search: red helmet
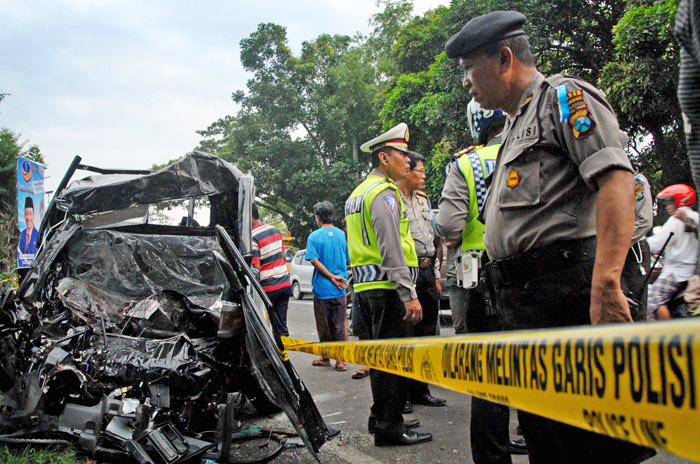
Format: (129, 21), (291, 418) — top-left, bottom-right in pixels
(657, 184), (696, 207)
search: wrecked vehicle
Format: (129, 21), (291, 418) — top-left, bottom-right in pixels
(0, 152), (330, 462)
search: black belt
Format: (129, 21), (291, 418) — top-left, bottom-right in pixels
(484, 237), (597, 286)
(418, 256), (435, 269)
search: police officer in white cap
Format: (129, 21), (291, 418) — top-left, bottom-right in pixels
(445, 10), (655, 463)
(345, 123), (432, 446)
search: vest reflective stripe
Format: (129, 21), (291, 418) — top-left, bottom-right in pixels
(456, 144), (500, 251)
(360, 180), (387, 246)
(345, 175), (418, 293)
(467, 151), (488, 212)
(353, 264), (387, 283)
(353, 264), (419, 284)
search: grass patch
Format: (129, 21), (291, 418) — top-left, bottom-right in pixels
(0, 444), (92, 464)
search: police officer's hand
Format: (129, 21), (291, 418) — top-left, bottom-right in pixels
(590, 286), (633, 324)
(403, 298), (422, 323)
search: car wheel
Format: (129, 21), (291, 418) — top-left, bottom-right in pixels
(243, 358), (282, 416)
(292, 282), (303, 300)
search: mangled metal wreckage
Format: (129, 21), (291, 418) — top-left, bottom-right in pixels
(0, 152), (330, 462)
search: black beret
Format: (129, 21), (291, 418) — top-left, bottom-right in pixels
(407, 151), (425, 162)
(445, 11), (527, 59)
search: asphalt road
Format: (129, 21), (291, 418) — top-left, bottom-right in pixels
(244, 297), (695, 464)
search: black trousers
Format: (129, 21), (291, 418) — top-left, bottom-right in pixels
(621, 240), (651, 322)
(460, 283), (513, 464)
(266, 286), (292, 336)
(408, 266), (440, 400)
(357, 289), (411, 436)
(489, 258), (656, 464)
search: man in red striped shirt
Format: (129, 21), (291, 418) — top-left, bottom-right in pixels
(252, 204), (292, 336)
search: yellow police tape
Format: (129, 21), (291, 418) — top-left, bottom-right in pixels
(282, 319), (700, 462)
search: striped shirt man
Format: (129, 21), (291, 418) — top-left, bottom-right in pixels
(252, 223), (291, 292)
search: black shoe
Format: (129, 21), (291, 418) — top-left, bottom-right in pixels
(368, 417), (420, 434)
(510, 438), (528, 455)
(375, 430), (433, 447)
(403, 403), (413, 414)
(410, 394), (446, 407)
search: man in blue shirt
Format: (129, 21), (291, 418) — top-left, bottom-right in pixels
(305, 201), (350, 371)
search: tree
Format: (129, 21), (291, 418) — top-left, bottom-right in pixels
(601, 0), (689, 191)
(198, 1), (417, 241)
(380, 0), (688, 202)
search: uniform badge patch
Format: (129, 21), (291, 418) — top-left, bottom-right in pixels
(506, 169), (520, 188)
(418, 197), (424, 206)
(564, 89), (597, 139)
(572, 114), (596, 138)
(635, 181), (645, 201)
(384, 195), (396, 211)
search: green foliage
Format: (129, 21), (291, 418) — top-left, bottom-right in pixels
(200, 0), (690, 238)
(601, 0), (689, 189)
(381, 0), (689, 200)
(0, 445), (89, 464)
(198, 1), (418, 240)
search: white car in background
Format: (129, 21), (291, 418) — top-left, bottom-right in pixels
(290, 249), (314, 299)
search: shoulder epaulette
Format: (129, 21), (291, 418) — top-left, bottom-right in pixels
(452, 146), (476, 158)
(415, 190), (429, 198)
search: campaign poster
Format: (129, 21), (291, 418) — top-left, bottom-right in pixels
(17, 157), (45, 268)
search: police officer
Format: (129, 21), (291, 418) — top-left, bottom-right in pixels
(445, 11), (655, 463)
(437, 99), (502, 337)
(396, 151), (446, 408)
(621, 173), (653, 320)
(437, 99), (523, 464)
(345, 123), (432, 447)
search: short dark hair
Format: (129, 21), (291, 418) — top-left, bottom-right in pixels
(252, 203), (259, 220)
(371, 147), (404, 168)
(313, 201), (335, 224)
(371, 148), (385, 168)
(483, 35), (535, 66)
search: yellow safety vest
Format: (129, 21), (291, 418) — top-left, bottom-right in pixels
(453, 144), (500, 251)
(345, 174), (418, 293)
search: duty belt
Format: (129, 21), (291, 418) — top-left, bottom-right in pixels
(353, 264), (419, 284)
(483, 237), (597, 286)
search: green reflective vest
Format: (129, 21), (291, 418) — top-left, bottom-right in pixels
(453, 144), (500, 251)
(345, 174), (418, 293)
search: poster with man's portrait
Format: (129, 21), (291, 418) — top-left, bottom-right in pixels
(17, 157), (45, 268)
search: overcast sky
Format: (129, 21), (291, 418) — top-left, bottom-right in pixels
(1, 0), (447, 197)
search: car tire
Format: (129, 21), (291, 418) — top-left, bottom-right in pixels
(243, 355), (282, 416)
(292, 282), (303, 300)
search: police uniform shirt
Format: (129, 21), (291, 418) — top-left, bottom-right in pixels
(632, 174), (653, 244)
(368, 170), (419, 302)
(400, 190), (435, 258)
(482, 72), (634, 260)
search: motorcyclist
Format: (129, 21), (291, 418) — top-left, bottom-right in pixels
(647, 184), (699, 319)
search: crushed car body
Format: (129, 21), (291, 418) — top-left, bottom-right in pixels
(0, 152), (329, 463)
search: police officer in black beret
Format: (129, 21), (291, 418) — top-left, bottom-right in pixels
(445, 11), (655, 464)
